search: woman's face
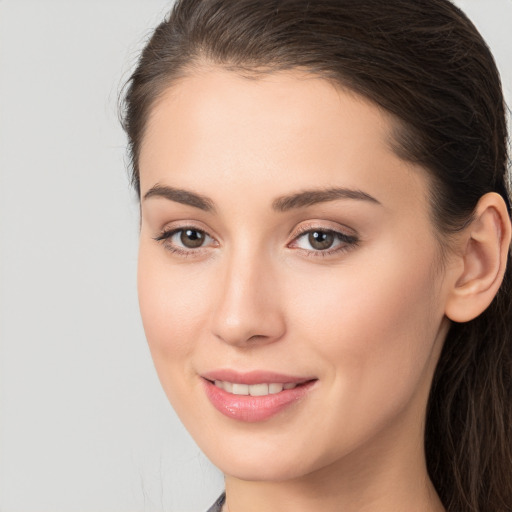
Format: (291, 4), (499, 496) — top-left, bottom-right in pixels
(138, 68), (452, 481)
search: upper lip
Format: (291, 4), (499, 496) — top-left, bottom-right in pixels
(201, 369), (316, 385)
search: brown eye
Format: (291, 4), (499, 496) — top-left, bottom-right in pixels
(180, 229), (206, 248)
(154, 227), (215, 254)
(290, 227), (359, 257)
(308, 230), (335, 250)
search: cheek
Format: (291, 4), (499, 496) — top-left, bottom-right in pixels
(288, 241), (442, 414)
(137, 245), (209, 373)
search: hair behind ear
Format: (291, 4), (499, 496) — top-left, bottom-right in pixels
(426, 249), (512, 511)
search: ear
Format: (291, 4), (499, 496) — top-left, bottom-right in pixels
(445, 192), (511, 323)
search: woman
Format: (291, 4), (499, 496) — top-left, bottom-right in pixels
(121, 0), (512, 510)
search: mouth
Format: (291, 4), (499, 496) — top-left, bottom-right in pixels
(201, 371), (317, 422)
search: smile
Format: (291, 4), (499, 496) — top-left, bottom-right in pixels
(202, 372), (317, 422)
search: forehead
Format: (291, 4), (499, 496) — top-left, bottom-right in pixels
(141, 68), (391, 168)
(139, 67), (430, 218)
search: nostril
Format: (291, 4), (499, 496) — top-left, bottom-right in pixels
(247, 334), (268, 342)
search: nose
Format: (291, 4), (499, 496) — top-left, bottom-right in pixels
(210, 248), (286, 347)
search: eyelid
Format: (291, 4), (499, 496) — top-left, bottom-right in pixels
(154, 226), (215, 244)
(292, 219), (360, 245)
(290, 220), (358, 240)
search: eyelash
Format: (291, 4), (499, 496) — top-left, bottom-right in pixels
(290, 225), (359, 258)
(153, 225), (359, 259)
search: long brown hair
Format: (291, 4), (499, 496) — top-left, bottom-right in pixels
(121, 1), (512, 510)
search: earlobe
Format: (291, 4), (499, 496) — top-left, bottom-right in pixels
(445, 192), (512, 323)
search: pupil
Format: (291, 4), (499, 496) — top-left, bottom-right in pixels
(181, 229), (204, 248)
(309, 231), (334, 250)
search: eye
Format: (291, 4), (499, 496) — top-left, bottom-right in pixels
(290, 227), (358, 256)
(303, 230), (336, 250)
(154, 226), (216, 255)
(176, 228), (208, 248)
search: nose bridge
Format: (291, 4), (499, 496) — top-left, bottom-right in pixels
(211, 239), (285, 346)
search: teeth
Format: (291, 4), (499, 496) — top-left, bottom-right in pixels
(249, 383), (268, 396)
(213, 380), (299, 396)
(232, 383), (249, 395)
(269, 383), (284, 394)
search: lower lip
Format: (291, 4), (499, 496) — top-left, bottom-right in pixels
(202, 379), (316, 422)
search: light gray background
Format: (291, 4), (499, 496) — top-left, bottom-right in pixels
(0, 1), (510, 511)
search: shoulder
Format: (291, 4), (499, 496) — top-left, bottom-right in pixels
(206, 492), (226, 512)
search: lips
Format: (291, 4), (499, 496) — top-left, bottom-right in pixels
(201, 370), (317, 422)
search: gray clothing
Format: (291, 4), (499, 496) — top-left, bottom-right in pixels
(206, 493), (226, 512)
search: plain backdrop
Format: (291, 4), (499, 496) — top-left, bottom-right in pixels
(0, 1), (510, 511)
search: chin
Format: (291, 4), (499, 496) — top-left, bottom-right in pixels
(203, 441), (328, 483)
(218, 459), (307, 482)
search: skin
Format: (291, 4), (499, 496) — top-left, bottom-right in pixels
(137, 67), (510, 512)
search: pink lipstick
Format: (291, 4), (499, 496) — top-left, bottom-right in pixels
(201, 370), (317, 422)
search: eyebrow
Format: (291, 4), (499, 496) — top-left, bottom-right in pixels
(143, 184), (216, 212)
(272, 187), (381, 211)
(143, 184), (381, 212)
